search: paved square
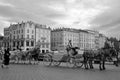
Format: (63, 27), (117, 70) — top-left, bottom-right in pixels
(0, 62), (120, 80)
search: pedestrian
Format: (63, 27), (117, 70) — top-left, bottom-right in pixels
(1, 48), (11, 68)
(83, 50), (89, 69)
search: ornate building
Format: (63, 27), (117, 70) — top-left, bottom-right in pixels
(79, 30), (96, 50)
(4, 21), (51, 53)
(3, 21), (106, 52)
(51, 28), (106, 51)
(51, 28), (79, 51)
(35, 24), (51, 53)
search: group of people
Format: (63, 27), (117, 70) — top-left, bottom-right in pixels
(1, 48), (10, 68)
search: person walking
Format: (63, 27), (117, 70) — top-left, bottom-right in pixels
(1, 48), (10, 68)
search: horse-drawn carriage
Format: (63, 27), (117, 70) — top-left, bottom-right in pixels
(10, 47), (40, 64)
(43, 48), (119, 70)
(43, 50), (84, 68)
(42, 40), (119, 70)
(43, 40), (85, 68)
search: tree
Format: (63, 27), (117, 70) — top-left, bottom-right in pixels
(104, 40), (111, 49)
(109, 37), (120, 51)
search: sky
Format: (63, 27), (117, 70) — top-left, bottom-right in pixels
(0, 0), (120, 38)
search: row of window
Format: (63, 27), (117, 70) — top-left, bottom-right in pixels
(79, 39), (95, 42)
(80, 44), (95, 48)
(13, 35), (24, 39)
(12, 35), (34, 39)
(40, 44), (49, 48)
(52, 38), (79, 41)
(13, 29), (34, 35)
(26, 49), (49, 53)
(26, 41), (34, 46)
(27, 29), (34, 34)
(52, 33), (79, 37)
(4, 41), (50, 48)
(52, 43), (78, 47)
(4, 32), (9, 36)
(27, 35), (34, 39)
(12, 41), (34, 47)
(4, 42), (9, 47)
(13, 29), (24, 34)
(13, 41), (24, 47)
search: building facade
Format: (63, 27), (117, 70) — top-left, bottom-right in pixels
(4, 21), (35, 50)
(35, 24), (51, 53)
(4, 21), (106, 52)
(79, 30), (96, 50)
(51, 28), (79, 51)
(4, 27), (10, 49)
(51, 28), (106, 51)
(0, 35), (4, 50)
(4, 21), (51, 53)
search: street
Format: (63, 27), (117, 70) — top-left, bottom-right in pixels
(0, 62), (120, 80)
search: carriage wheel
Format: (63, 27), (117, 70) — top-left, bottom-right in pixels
(66, 57), (75, 68)
(74, 58), (84, 68)
(52, 60), (61, 66)
(113, 61), (119, 67)
(43, 55), (52, 66)
(75, 60), (84, 68)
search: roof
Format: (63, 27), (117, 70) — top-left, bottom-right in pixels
(52, 28), (79, 33)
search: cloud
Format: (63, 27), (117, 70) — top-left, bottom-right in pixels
(0, 1), (14, 7)
(2, 0), (109, 27)
(0, 16), (11, 35)
(88, 0), (120, 38)
(47, 0), (109, 29)
(0, 0), (120, 38)
(0, 0), (56, 24)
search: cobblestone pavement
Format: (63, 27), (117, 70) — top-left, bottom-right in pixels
(0, 62), (120, 80)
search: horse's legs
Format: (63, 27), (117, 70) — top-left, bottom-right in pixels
(102, 60), (106, 70)
(29, 58), (31, 64)
(84, 58), (88, 69)
(99, 60), (103, 70)
(114, 57), (119, 67)
(89, 59), (94, 69)
(84, 63), (88, 69)
(114, 61), (118, 67)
